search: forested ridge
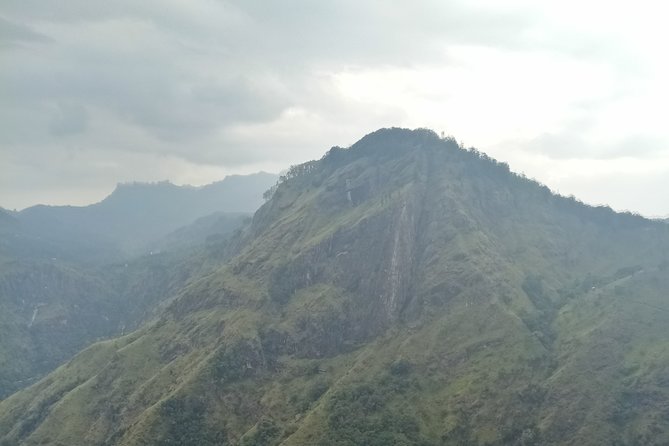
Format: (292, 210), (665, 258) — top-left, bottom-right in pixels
(1, 129), (668, 445)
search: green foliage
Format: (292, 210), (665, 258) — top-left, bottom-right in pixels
(159, 396), (227, 445)
(389, 359), (413, 377)
(320, 368), (432, 446)
(269, 262), (304, 304)
(210, 339), (264, 383)
(306, 379), (330, 403)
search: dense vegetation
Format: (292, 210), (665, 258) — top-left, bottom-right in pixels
(1, 129), (668, 445)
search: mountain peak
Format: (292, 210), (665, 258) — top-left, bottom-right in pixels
(2, 130), (669, 445)
(319, 127), (454, 167)
(351, 127), (442, 149)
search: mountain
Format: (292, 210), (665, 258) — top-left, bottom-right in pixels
(0, 209), (17, 227)
(1, 128), (668, 445)
(0, 174), (273, 399)
(13, 172), (278, 261)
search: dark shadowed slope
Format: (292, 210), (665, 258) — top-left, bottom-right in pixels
(1, 129), (668, 446)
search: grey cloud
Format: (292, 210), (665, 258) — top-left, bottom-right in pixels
(0, 0), (537, 160)
(214, 1), (538, 68)
(556, 169), (669, 217)
(1, 0), (666, 213)
(518, 132), (667, 161)
(3, 0), (611, 148)
(0, 15), (51, 45)
(1, 1), (619, 66)
(49, 102), (88, 136)
(608, 136), (668, 159)
(524, 133), (592, 159)
(1, 1), (532, 57)
(1, 1), (171, 23)
(514, 112), (667, 161)
(0, 20), (292, 146)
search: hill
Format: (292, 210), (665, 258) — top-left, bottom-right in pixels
(0, 175), (272, 399)
(1, 129), (668, 445)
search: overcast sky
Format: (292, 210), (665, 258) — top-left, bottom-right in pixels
(1, 0), (668, 216)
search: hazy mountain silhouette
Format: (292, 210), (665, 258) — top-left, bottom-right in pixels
(13, 172), (278, 261)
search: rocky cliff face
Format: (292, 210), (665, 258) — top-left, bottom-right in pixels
(1, 128), (669, 446)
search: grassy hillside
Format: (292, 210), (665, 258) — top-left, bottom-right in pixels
(0, 250), (207, 400)
(0, 205), (250, 399)
(1, 129), (668, 445)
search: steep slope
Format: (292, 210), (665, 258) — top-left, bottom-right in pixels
(1, 129), (668, 446)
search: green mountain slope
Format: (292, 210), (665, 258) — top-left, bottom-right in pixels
(1, 129), (668, 446)
(0, 182), (258, 399)
(0, 207), (249, 400)
(0, 250), (207, 400)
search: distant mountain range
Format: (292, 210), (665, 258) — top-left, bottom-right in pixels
(5, 172), (278, 262)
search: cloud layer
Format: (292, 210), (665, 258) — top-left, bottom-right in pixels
(1, 0), (668, 215)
